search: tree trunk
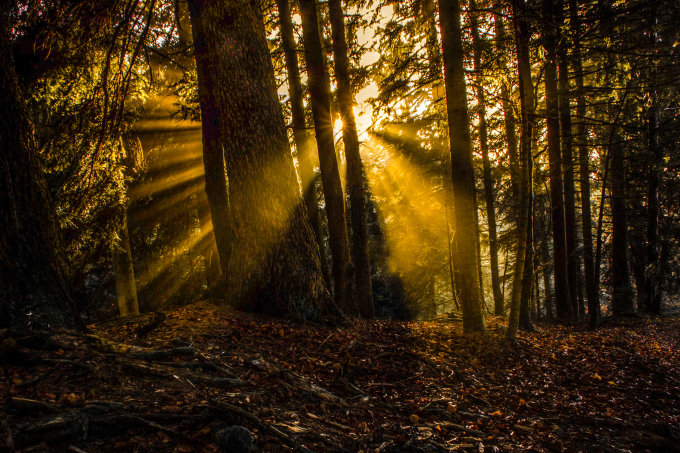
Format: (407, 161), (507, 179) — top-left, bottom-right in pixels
(299, 0), (356, 315)
(188, 1), (232, 280)
(645, 3), (661, 314)
(187, 0), (331, 318)
(438, 0), (484, 332)
(275, 0), (329, 288)
(492, 0), (520, 202)
(328, 0), (374, 318)
(470, 2), (502, 318)
(0, 2), (77, 330)
(610, 130), (635, 315)
(557, 30), (580, 317)
(507, 0), (534, 341)
(113, 207), (139, 316)
(113, 134), (142, 317)
(519, 126), (536, 331)
(646, 99), (661, 314)
(568, 0), (598, 327)
(542, 0), (573, 320)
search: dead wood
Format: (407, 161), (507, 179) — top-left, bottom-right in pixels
(209, 399), (315, 453)
(117, 360), (245, 388)
(7, 397), (62, 414)
(10, 406), (186, 449)
(134, 312), (166, 338)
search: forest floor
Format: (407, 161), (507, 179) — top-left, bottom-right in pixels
(2, 300), (680, 452)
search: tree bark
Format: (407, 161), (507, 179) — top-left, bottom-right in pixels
(492, 0), (520, 202)
(645, 3), (661, 314)
(610, 129), (635, 315)
(188, 1), (232, 280)
(328, 0), (374, 318)
(113, 134), (143, 317)
(187, 0), (331, 318)
(519, 125), (536, 331)
(275, 0), (329, 288)
(542, 0), (573, 320)
(438, 0), (484, 332)
(470, 0), (503, 319)
(299, 0), (356, 315)
(557, 25), (580, 317)
(568, 0), (598, 327)
(0, 1), (77, 330)
(113, 207), (140, 317)
(507, 0), (534, 340)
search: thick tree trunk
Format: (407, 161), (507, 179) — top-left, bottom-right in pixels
(275, 0), (328, 288)
(0, 3), (77, 330)
(568, 0), (598, 327)
(507, 0), (534, 340)
(557, 36), (580, 317)
(328, 0), (374, 318)
(187, 0), (331, 318)
(438, 0), (484, 332)
(610, 131), (635, 315)
(542, 0), (573, 320)
(299, 0), (356, 315)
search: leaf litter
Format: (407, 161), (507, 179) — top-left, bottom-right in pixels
(1, 300), (679, 452)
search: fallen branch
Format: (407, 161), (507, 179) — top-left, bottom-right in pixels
(209, 399), (315, 453)
(11, 406), (186, 449)
(118, 360), (244, 388)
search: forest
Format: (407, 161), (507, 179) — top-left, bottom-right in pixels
(1, 0), (680, 451)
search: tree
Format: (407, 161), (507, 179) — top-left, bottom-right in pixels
(568, 0), (598, 326)
(542, 0), (573, 320)
(299, 0), (356, 314)
(113, 134), (144, 317)
(470, 0), (503, 319)
(328, 0), (374, 318)
(275, 0), (327, 286)
(438, 0), (485, 332)
(188, 0), (232, 280)
(610, 129), (635, 315)
(507, 0), (535, 340)
(556, 4), (580, 317)
(0, 1), (77, 329)
(187, 0), (331, 317)
(644, 3), (662, 314)
(491, 0), (519, 317)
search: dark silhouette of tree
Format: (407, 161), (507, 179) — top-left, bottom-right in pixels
(328, 0), (375, 318)
(439, 0), (485, 332)
(299, 0), (356, 315)
(0, 2), (78, 329)
(187, 0), (332, 318)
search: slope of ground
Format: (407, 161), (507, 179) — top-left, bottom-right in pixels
(2, 300), (679, 452)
